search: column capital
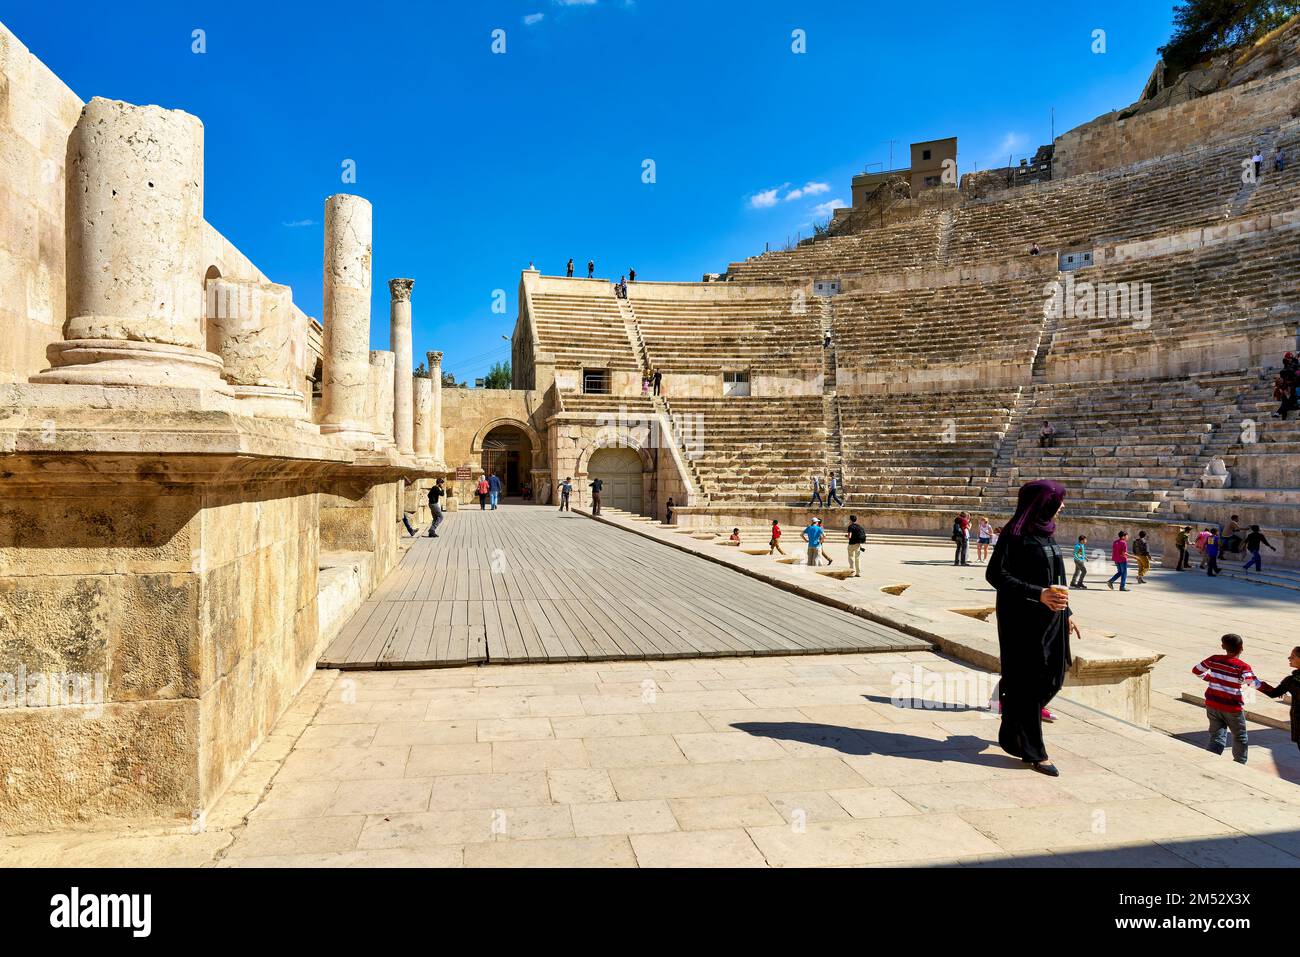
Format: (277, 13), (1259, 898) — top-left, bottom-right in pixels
(427, 351), (443, 368)
(388, 278), (415, 302)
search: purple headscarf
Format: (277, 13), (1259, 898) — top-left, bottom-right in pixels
(1004, 480), (1066, 538)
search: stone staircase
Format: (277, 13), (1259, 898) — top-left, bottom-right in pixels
(616, 293), (651, 372)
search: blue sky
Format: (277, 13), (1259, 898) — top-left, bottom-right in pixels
(7, 1), (1175, 384)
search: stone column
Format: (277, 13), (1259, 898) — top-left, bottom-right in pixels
(413, 375), (433, 463)
(33, 97), (226, 389)
(367, 350), (395, 447)
(428, 350), (444, 465)
(319, 194), (375, 445)
(388, 279), (415, 455)
(206, 279), (306, 418)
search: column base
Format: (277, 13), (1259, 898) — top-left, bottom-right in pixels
(32, 339), (232, 392)
(230, 385), (308, 420)
(319, 423), (385, 449)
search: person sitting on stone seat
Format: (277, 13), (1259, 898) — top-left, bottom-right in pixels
(1038, 420), (1056, 448)
(1030, 242), (1041, 256)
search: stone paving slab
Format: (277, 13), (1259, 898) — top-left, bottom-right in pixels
(5, 653), (1298, 868)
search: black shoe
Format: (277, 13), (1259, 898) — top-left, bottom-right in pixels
(1078, 583), (1088, 589)
(1026, 761), (1060, 777)
(427, 532), (439, 538)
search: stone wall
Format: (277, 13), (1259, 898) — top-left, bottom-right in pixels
(0, 23), (80, 384)
(1053, 63), (1300, 179)
(441, 387), (553, 505)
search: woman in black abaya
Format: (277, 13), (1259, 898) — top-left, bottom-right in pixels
(985, 480), (1081, 777)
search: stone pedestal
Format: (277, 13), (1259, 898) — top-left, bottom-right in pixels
(428, 350), (445, 465)
(206, 279), (306, 419)
(319, 194), (376, 446)
(389, 279), (415, 454)
(413, 375), (433, 463)
(367, 350), (395, 448)
(31, 97), (227, 390)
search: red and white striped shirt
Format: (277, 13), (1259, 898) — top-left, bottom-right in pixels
(1192, 655), (1261, 713)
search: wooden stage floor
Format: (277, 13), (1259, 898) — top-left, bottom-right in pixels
(320, 505), (927, 669)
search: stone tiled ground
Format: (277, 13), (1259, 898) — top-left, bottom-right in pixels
(6, 653), (1299, 868)
(600, 511), (1300, 784)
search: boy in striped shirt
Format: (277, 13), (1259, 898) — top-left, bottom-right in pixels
(1192, 633), (1261, 764)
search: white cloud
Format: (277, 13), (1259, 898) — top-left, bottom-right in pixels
(553, 0), (597, 5)
(785, 181), (829, 201)
(523, 12), (545, 25)
(994, 132), (1029, 158)
(748, 187), (783, 209)
(811, 199), (847, 217)
(282, 219), (317, 228)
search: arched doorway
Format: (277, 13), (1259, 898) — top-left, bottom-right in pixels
(481, 425), (533, 497)
(588, 447), (644, 514)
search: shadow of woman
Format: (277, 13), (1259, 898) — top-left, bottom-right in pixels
(731, 722), (1019, 767)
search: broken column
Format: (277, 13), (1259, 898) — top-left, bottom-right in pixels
(388, 279), (415, 455)
(428, 350), (445, 465)
(367, 350), (395, 447)
(413, 373), (433, 463)
(206, 279), (306, 418)
(319, 193), (376, 445)
(33, 97), (226, 389)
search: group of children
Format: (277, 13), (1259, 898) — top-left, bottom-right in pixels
(1174, 520), (1277, 577)
(1194, 634), (1299, 764)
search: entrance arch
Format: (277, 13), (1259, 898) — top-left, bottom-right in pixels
(588, 447), (644, 514)
(480, 424), (533, 496)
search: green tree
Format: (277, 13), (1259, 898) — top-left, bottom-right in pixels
(482, 360), (512, 390)
(442, 370), (460, 388)
(1160, 1), (1300, 76)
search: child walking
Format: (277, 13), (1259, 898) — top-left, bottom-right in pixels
(1192, 633), (1262, 764)
(769, 519), (785, 555)
(1070, 534), (1089, 589)
(1259, 646), (1300, 753)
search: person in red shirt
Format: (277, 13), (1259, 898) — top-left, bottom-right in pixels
(1192, 633), (1261, 764)
(1106, 531), (1129, 591)
(768, 519), (785, 556)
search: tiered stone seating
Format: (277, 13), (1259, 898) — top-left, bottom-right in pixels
(1243, 125), (1300, 217)
(946, 133), (1282, 261)
(723, 211), (944, 283)
(560, 393), (658, 416)
(724, 127), (1300, 284)
(987, 377), (1247, 517)
(833, 279), (1044, 389)
(530, 291), (640, 371)
(664, 397), (828, 502)
(838, 392), (1019, 510)
(1045, 230), (1300, 378)
(632, 293), (821, 376)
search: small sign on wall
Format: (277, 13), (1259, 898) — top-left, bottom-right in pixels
(455, 466), (472, 482)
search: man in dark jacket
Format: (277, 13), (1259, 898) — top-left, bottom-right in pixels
(426, 478), (445, 538)
(590, 477), (603, 515)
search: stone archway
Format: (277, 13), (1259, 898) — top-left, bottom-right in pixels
(479, 423), (534, 497)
